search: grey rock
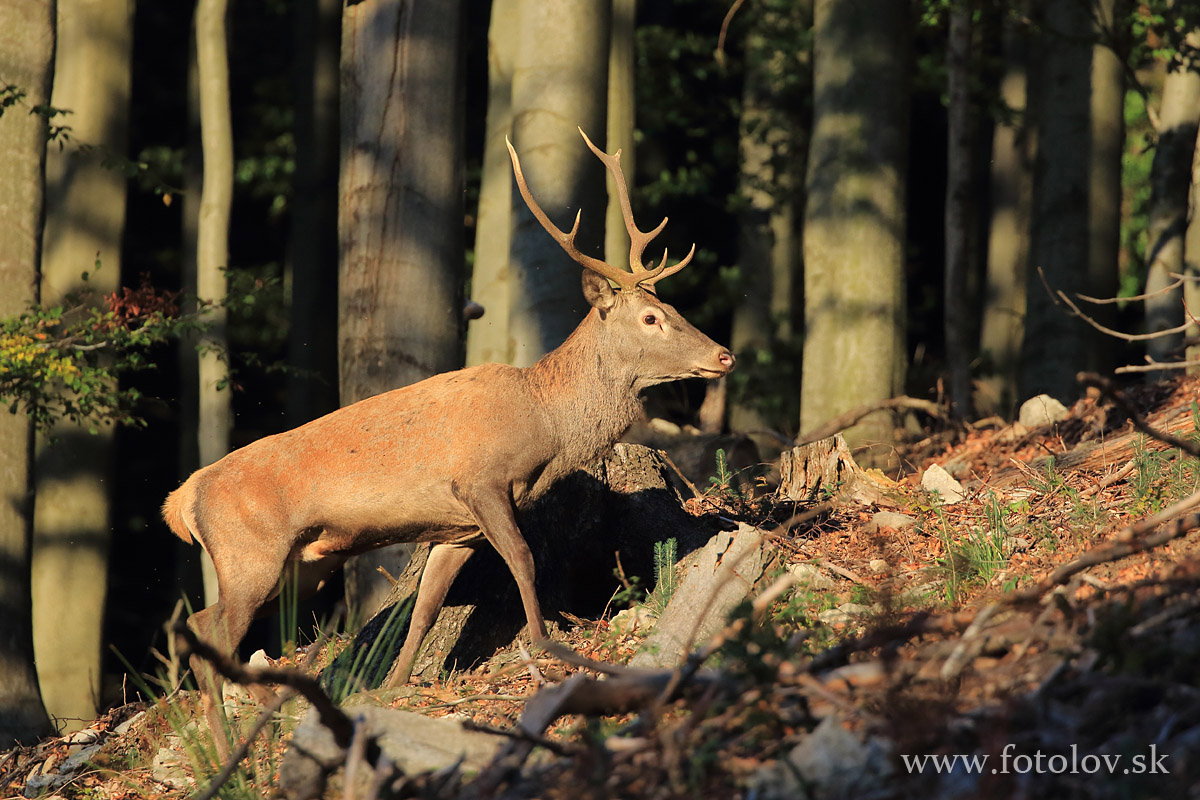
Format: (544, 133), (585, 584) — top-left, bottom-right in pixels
(755, 715), (892, 799)
(786, 562), (835, 591)
(922, 464), (967, 505)
(280, 699), (503, 800)
(630, 524), (769, 668)
(1018, 394), (1069, 428)
(817, 603), (874, 626)
(871, 510), (917, 530)
(151, 744), (192, 790)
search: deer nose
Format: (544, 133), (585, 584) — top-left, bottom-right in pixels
(718, 349), (735, 371)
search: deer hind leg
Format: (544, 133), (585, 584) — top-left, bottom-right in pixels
(452, 481), (549, 645)
(186, 542), (291, 756)
(385, 542), (476, 687)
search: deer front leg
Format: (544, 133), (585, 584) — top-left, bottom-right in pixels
(452, 481), (549, 644)
(385, 542), (476, 687)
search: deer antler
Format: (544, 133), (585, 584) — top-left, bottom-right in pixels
(506, 130), (695, 291)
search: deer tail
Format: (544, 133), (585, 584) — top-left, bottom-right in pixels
(162, 483), (201, 549)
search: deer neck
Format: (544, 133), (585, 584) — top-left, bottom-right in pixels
(526, 309), (644, 453)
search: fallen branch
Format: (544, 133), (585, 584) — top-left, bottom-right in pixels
(796, 396), (946, 445)
(1076, 372), (1200, 458)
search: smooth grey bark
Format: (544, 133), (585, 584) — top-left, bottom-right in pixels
(507, 0), (610, 367)
(605, 0), (636, 267)
(1144, 28), (1200, 371)
(465, 0), (520, 368)
(339, 0), (466, 620)
(192, 0), (236, 606)
(1087, 0), (1126, 373)
(800, 0), (909, 460)
(286, 0), (341, 425)
(0, 0), (57, 747)
(34, 0), (133, 732)
(1186, 124), (1200, 372)
(1021, 0), (1092, 402)
(978, 15), (1032, 416)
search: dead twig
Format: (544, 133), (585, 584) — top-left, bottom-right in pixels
(171, 620), (355, 749)
(817, 559), (868, 586)
(460, 719), (580, 757)
(192, 690), (293, 800)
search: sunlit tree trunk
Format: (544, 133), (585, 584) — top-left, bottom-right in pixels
(1021, 0), (1091, 401)
(0, 0), (57, 746)
(1144, 26), (1200, 372)
(466, 0), (519, 368)
(1088, 0), (1126, 373)
(340, 0), (466, 620)
(605, 0), (636, 267)
(978, 14), (1032, 416)
(286, 0), (341, 425)
(33, 0), (132, 732)
(800, 0), (908, 460)
(508, 0), (610, 367)
(192, 0), (235, 606)
(1186, 125), (1200, 372)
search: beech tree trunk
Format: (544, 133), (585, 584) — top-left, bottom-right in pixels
(800, 0), (908, 461)
(1021, 0), (1092, 402)
(1186, 124), (1200, 372)
(339, 0), (466, 620)
(33, 0), (133, 731)
(944, 3), (974, 417)
(507, 0), (610, 367)
(1088, 0), (1126, 373)
(192, 0), (235, 606)
(0, 0), (57, 747)
(605, 0), (636, 268)
(1144, 27), (1200, 372)
(977, 14), (1032, 416)
(465, 0), (520, 368)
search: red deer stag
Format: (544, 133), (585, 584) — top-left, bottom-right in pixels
(163, 128), (734, 736)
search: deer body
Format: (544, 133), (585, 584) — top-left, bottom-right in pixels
(166, 131), (733, 746)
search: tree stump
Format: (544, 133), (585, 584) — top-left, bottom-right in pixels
(325, 444), (720, 687)
(777, 434), (882, 505)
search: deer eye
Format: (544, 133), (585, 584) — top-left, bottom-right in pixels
(642, 313), (658, 326)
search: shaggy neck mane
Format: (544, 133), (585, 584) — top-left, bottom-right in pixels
(524, 308), (644, 458)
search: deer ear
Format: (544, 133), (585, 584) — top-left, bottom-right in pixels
(581, 268), (618, 312)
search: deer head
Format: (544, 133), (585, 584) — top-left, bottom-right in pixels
(507, 129), (735, 388)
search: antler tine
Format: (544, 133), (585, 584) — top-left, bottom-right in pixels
(577, 128), (669, 276)
(505, 136), (637, 290)
(640, 243), (697, 287)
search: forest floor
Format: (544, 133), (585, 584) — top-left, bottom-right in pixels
(4, 374), (1200, 799)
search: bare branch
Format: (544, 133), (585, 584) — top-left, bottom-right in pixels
(171, 619), (355, 749)
(1075, 274), (1184, 304)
